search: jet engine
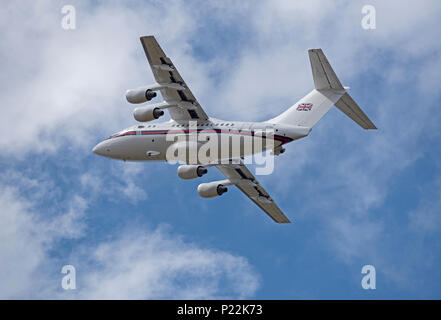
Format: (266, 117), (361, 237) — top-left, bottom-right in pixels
(197, 181), (228, 198)
(133, 105), (164, 122)
(126, 85), (159, 104)
(177, 165), (208, 180)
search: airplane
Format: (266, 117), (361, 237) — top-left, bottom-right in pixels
(93, 36), (376, 224)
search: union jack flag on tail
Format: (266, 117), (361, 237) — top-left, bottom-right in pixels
(296, 103), (313, 111)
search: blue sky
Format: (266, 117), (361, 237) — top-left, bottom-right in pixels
(1, 0), (441, 299)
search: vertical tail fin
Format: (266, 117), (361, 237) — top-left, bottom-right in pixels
(309, 49), (344, 90)
(269, 49), (376, 130)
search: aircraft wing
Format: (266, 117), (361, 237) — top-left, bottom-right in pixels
(215, 161), (291, 223)
(140, 36), (209, 122)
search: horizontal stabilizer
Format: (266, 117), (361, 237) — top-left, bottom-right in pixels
(335, 93), (377, 129)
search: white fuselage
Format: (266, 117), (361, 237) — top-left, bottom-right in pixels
(92, 118), (311, 162)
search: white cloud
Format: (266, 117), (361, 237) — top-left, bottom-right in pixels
(0, 178), (259, 299)
(71, 227), (259, 299)
(0, 0), (212, 155)
(79, 161), (148, 204)
(2, 0), (439, 155)
(0, 184), (87, 298)
(46, 195), (88, 239)
(0, 186), (47, 298)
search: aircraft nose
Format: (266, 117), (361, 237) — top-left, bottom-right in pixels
(92, 144), (99, 155)
(92, 141), (108, 157)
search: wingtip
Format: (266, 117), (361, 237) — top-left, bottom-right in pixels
(140, 35), (155, 40)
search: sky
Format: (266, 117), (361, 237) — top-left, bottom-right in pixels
(0, 0), (441, 299)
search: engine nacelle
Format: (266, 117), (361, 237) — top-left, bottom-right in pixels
(126, 86), (159, 104)
(197, 181), (228, 198)
(133, 106), (164, 122)
(177, 165), (208, 180)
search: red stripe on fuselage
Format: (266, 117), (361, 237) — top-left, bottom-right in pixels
(112, 129), (293, 143)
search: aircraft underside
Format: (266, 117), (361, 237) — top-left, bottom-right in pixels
(93, 35), (376, 223)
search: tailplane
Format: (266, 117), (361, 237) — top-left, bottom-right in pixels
(334, 92), (377, 129)
(269, 49), (376, 130)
